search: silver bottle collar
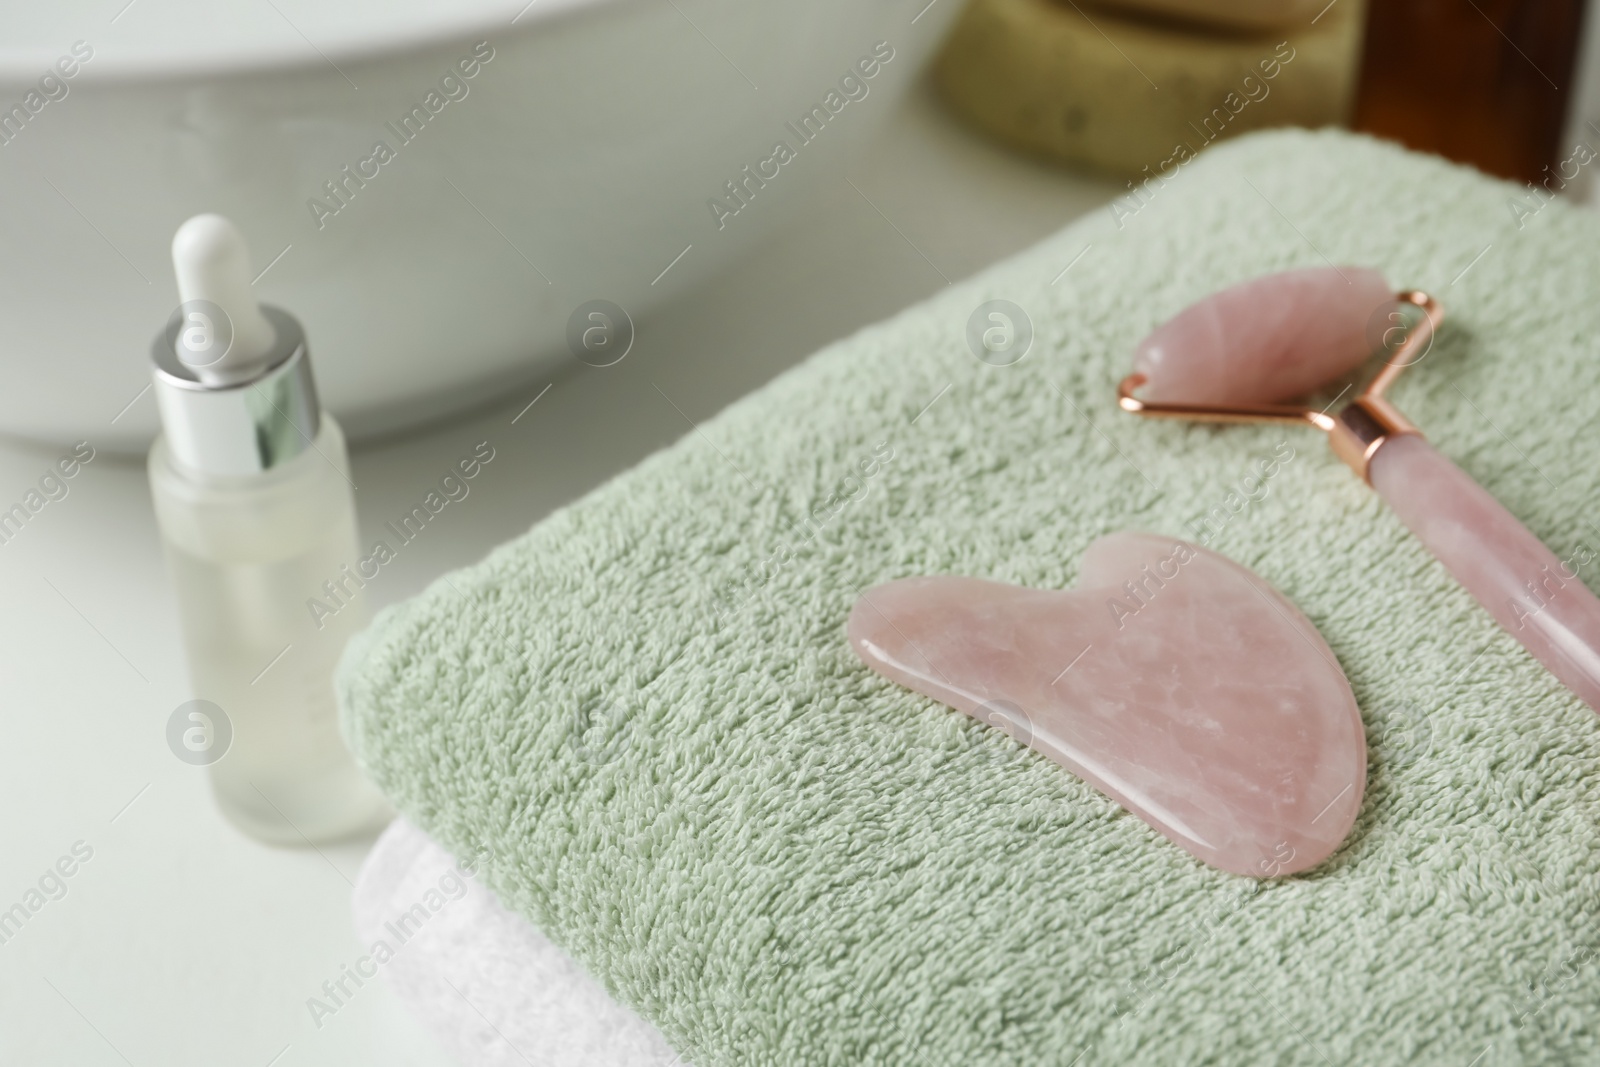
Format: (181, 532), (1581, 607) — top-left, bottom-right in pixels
(151, 306), (321, 476)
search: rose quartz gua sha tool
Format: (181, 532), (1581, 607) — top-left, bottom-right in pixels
(1121, 266), (1600, 712)
(850, 533), (1366, 878)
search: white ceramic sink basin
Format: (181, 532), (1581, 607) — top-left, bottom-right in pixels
(0, 0), (958, 449)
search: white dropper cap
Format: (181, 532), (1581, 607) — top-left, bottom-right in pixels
(152, 214), (321, 475)
(171, 213), (279, 386)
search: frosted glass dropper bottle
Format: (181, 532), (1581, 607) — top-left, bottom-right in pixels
(148, 213), (390, 845)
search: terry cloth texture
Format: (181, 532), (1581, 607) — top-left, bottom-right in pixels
(352, 818), (681, 1067)
(340, 128), (1600, 1066)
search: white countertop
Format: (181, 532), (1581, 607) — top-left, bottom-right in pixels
(0, 79), (1116, 1066)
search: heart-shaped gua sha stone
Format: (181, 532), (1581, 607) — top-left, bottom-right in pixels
(849, 532), (1366, 877)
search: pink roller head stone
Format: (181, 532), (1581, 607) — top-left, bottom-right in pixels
(1121, 266), (1600, 712)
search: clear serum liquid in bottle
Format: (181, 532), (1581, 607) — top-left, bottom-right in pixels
(148, 214), (389, 844)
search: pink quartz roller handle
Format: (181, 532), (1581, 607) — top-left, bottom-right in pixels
(1369, 434), (1600, 711)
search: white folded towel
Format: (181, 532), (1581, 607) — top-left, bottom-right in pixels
(352, 818), (685, 1067)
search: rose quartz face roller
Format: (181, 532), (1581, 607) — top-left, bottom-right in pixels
(1121, 266), (1600, 712)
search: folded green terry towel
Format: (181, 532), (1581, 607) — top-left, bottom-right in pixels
(340, 128), (1600, 1066)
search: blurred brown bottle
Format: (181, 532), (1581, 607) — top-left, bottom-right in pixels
(1353, 0), (1588, 183)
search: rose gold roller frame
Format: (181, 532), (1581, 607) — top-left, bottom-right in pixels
(1117, 290), (1439, 482)
(1117, 290), (1600, 712)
